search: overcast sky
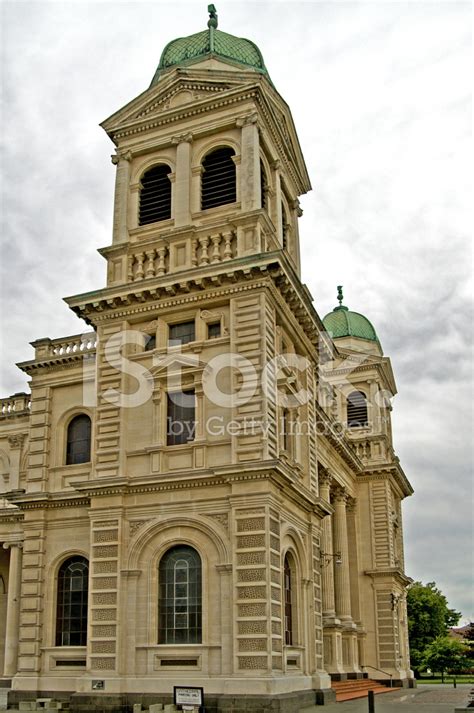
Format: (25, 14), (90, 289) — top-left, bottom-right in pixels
(1, 1), (472, 621)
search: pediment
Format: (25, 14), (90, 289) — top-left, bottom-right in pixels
(101, 73), (244, 136)
(151, 352), (206, 377)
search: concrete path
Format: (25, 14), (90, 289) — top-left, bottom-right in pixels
(301, 684), (472, 712)
(0, 686), (471, 713)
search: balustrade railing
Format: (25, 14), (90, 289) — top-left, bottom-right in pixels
(0, 393), (31, 417)
(32, 333), (97, 359)
(49, 333), (97, 355)
(127, 231), (237, 282)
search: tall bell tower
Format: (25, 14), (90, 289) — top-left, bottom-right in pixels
(65, 7), (335, 709)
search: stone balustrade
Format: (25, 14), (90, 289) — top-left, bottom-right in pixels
(31, 333), (97, 360)
(127, 231), (237, 282)
(352, 438), (390, 463)
(0, 392), (31, 418)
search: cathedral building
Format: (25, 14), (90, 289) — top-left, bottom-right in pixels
(0, 8), (414, 711)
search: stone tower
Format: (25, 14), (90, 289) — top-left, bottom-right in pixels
(0, 9), (414, 712)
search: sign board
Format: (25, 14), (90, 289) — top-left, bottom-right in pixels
(91, 680), (104, 690)
(173, 686), (204, 706)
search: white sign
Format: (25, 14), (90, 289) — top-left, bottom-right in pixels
(174, 687), (203, 705)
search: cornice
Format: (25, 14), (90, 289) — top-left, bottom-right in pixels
(17, 354), (95, 376)
(113, 86), (259, 142)
(358, 463), (413, 498)
(364, 568), (413, 587)
(4, 490), (90, 511)
(0, 510), (24, 524)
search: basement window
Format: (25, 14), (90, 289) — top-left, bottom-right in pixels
(201, 147), (236, 210)
(139, 164), (172, 225)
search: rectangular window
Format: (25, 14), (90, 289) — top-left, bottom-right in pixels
(169, 321), (195, 346)
(207, 322), (221, 339)
(167, 390), (196, 446)
(144, 334), (156, 351)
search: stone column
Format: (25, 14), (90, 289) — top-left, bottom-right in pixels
(111, 150), (132, 245)
(318, 472), (336, 620)
(332, 487), (352, 622)
(171, 133), (193, 226)
(3, 541), (23, 677)
(237, 113), (260, 212)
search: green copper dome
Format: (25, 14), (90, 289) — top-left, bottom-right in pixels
(150, 6), (269, 86)
(322, 287), (379, 343)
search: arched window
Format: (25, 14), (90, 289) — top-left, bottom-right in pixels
(284, 554), (293, 645)
(260, 160), (268, 210)
(56, 556), (89, 646)
(66, 415), (91, 465)
(201, 147), (236, 211)
(139, 164), (172, 225)
(158, 545), (202, 644)
(347, 390), (368, 427)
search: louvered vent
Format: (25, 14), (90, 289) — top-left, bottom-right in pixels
(201, 147), (236, 210)
(347, 391), (368, 427)
(139, 164), (172, 225)
(261, 160), (268, 210)
(281, 201), (288, 249)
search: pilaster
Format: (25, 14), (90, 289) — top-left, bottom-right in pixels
(237, 114), (261, 212)
(172, 133), (193, 227)
(3, 539), (23, 676)
(6, 434), (26, 491)
(111, 150), (132, 245)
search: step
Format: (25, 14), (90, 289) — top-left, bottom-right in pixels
(331, 679), (392, 702)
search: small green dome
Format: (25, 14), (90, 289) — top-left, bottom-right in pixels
(322, 287), (379, 343)
(150, 10), (269, 86)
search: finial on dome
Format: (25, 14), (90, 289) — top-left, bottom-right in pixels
(337, 285), (343, 306)
(334, 285), (348, 312)
(208, 4), (218, 28)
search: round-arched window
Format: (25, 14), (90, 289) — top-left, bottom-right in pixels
(158, 545), (202, 644)
(66, 414), (91, 465)
(56, 556), (89, 646)
(139, 164), (172, 225)
(201, 147), (236, 210)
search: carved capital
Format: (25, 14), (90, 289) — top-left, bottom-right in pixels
(236, 112), (258, 128)
(318, 469), (332, 489)
(171, 132), (193, 145)
(291, 198), (303, 217)
(332, 486), (349, 505)
(8, 434), (25, 449)
(271, 159), (281, 171)
(111, 150), (132, 165)
(3, 541), (23, 550)
(346, 496), (357, 513)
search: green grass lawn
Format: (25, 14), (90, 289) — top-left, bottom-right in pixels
(417, 674), (474, 685)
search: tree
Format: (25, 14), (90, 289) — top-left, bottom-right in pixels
(406, 581), (461, 676)
(461, 622), (474, 661)
(422, 636), (469, 681)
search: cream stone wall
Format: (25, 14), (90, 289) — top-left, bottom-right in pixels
(0, 45), (414, 710)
